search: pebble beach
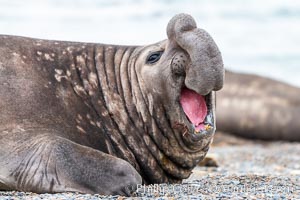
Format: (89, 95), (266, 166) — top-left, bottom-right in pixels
(1, 132), (299, 200)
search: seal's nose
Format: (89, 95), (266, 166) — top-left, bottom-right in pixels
(167, 13), (224, 95)
(184, 50), (224, 96)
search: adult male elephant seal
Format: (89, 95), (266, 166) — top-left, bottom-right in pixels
(0, 14), (224, 195)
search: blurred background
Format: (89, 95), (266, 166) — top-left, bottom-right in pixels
(1, 0), (299, 87)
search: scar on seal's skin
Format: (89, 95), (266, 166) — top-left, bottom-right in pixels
(173, 121), (189, 136)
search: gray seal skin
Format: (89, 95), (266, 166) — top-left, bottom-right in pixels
(217, 71), (300, 141)
(0, 13), (224, 195)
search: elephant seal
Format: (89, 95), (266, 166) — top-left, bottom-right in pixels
(217, 70), (300, 141)
(0, 13), (224, 195)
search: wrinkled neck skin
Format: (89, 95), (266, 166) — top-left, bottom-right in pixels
(64, 40), (212, 184)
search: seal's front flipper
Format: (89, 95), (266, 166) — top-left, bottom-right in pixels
(0, 133), (141, 195)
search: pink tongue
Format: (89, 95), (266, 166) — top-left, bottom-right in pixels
(180, 88), (207, 131)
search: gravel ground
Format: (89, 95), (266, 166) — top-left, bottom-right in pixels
(1, 133), (299, 200)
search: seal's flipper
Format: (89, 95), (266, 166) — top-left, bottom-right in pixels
(0, 131), (141, 195)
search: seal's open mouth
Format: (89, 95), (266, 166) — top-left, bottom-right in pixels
(180, 87), (214, 134)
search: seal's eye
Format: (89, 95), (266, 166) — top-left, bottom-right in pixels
(146, 51), (163, 64)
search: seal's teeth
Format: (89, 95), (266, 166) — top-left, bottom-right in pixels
(193, 124), (212, 134)
(205, 124), (212, 131)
